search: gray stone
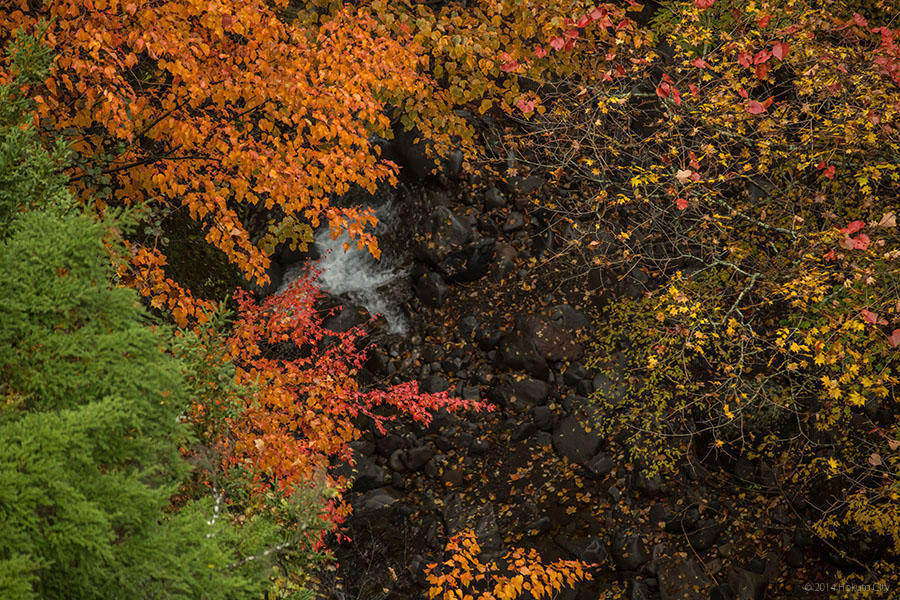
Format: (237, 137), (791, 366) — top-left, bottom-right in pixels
(422, 375), (451, 394)
(350, 454), (387, 492)
(553, 415), (602, 464)
(389, 448), (407, 472)
(524, 517), (552, 537)
(549, 304), (590, 330)
(502, 174), (545, 195)
(511, 422), (537, 442)
(563, 362), (588, 386)
(414, 270), (449, 308)
(519, 314), (584, 362)
(484, 187), (505, 210)
(688, 519), (721, 552)
(502, 211), (525, 232)
(649, 503), (669, 529)
(469, 439), (491, 455)
(727, 567), (767, 600)
(492, 378), (549, 407)
(581, 538), (609, 564)
(658, 557), (713, 600)
(495, 332), (549, 379)
(355, 488), (397, 513)
(630, 579), (653, 600)
(323, 300), (370, 333)
(612, 532), (649, 572)
(445, 149), (464, 178)
(404, 446), (435, 471)
(532, 406), (554, 431)
(585, 453), (615, 479)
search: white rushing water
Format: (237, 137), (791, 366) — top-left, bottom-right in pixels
(279, 201), (410, 334)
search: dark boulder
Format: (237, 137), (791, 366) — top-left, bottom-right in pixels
(553, 415), (602, 464)
(658, 557), (713, 600)
(322, 300), (369, 333)
(611, 532), (649, 572)
(494, 332), (549, 379)
(502, 174), (545, 195)
(490, 378), (549, 408)
(413, 270), (449, 308)
(584, 452), (615, 479)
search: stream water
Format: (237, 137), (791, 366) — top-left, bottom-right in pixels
(278, 188), (418, 334)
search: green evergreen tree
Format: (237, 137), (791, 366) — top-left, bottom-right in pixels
(0, 29), (305, 600)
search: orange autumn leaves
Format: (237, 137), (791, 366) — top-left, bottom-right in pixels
(425, 530), (591, 600)
(202, 272), (490, 520)
(0, 0), (462, 325)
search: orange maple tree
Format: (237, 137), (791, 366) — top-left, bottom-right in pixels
(185, 269), (491, 528)
(0, 0), (470, 325)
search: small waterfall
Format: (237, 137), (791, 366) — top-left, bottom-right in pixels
(279, 199), (410, 334)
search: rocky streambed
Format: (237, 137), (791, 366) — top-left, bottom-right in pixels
(258, 168), (830, 600)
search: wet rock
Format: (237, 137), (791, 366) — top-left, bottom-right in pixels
(350, 454), (388, 492)
(443, 468), (464, 487)
(413, 270), (449, 308)
(247, 259), (284, 297)
(404, 445), (434, 471)
(733, 457), (756, 481)
(585, 452), (615, 479)
(582, 538), (610, 564)
(322, 299), (369, 333)
(443, 498), (502, 556)
(376, 433), (404, 457)
(469, 439), (491, 456)
(658, 557), (713, 600)
(458, 315), (478, 340)
(389, 448), (408, 473)
(442, 238), (496, 283)
(420, 206), (471, 254)
(511, 422), (537, 442)
(461, 386), (481, 401)
(484, 187), (505, 210)
(727, 567), (767, 600)
(524, 517), (552, 537)
(532, 406), (554, 431)
(491, 378), (549, 407)
(666, 507), (701, 533)
(563, 362), (589, 386)
(649, 503), (670, 529)
(391, 125), (432, 180)
(435, 435), (453, 452)
(502, 174), (545, 195)
(612, 532), (649, 572)
(494, 332), (549, 379)
(490, 242), (518, 282)
(536, 431), (553, 447)
(502, 211), (525, 232)
(635, 471), (665, 496)
(445, 149), (464, 178)
(548, 304), (590, 330)
(276, 239), (316, 266)
(422, 375), (451, 394)
(518, 314), (584, 362)
(553, 415), (602, 464)
(630, 579), (653, 600)
(476, 327), (502, 351)
(689, 519), (721, 552)
(354, 488), (397, 514)
(786, 545), (804, 568)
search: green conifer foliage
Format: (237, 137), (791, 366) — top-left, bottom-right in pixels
(0, 31), (289, 600)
